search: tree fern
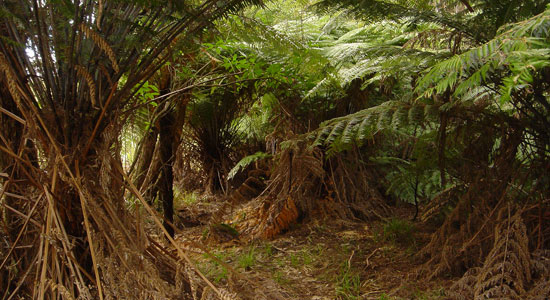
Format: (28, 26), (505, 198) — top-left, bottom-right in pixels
(417, 5), (550, 103)
(314, 0), (550, 43)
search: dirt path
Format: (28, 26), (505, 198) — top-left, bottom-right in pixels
(173, 203), (453, 300)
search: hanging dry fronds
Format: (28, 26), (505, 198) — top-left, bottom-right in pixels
(79, 23), (120, 73)
(46, 280), (77, 300)
(525, 249), (550, 299)
(446, 267), (480, 300)
(473, 207), (531, 299)
(0, 53), (21, 104)
(446, 205), (548, 300)
(327, 150), (390, 220)
(75, 65), (98, 107)
(417, 132), (523, 279)
(259, 196), (299, 239)
(231, 138), (390, 239)
(416, 183), (497, 279)
(248, 141), (324, 238)
(229, 166), (269, 204)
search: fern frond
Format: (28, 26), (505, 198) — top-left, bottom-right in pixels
(311, 101), (439, 152)
(227, 152), (272, 180)
(417, 6), (550, 103)
(313, 0), (487, 42)
(474, 209), (531, 299)
(75, 65), (97, 107)
(79, 23), (119, 73)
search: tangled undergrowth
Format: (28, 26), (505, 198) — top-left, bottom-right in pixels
(2, 1), (550, 300)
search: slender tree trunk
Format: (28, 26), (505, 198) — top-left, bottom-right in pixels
(158, 110), (176, 237)
(134, 126), (159, 191)
(206, 161), (224, 194)
(153, 65), (189, 237)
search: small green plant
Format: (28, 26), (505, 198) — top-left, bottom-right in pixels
(273, 270), (289, 285)
(275, 258), (285, 268)
(335, 261), (361, 300)
(174, 189), (200, 208)
(302, 249), (314, 265)
(314, 244), (325, 257)
(201, 227), (209, 240)
(378, 293), (391, 300)
(181, 191), (199, 205)
(290, 253), (300, 267)
(238, 247), (256, 270)
(213, 266), (228, 283)
(201, 252), (228, 283)
(264, 243), (273, 257)
(383, 218), (415, 246)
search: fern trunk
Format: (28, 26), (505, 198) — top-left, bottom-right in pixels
(159, 110), (176, 237)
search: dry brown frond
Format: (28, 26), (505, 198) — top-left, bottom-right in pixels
(258, 196), (299, 239)
(79, 23), (120, 73)
(526, 277), (550, 300)
(96, 0), (103, 29)
(0, 53), (21, 104)
(525, 249), (550, 299)
(253, 141), (324, 238)
(46, 279), (77, 300)
(446, 267), (480, 300)
(232, 140), (390, 240)
(200, 286), (216, 300)
(187, 264), (201, 300)
(416, 181), (500, 279)
(420, 185), (461, 223)
(327, 150), (390, 221)
(473, 207), (530, 299)
(218, 288), (243, 300)
(75, 65), (97, 107)
(531, 249), (550, 277)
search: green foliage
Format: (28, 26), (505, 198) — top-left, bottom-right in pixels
(310, 101), (439, 154)
(174, 190), (200, 208)
(417, 5), (550, 104)
(371, 144), (442, 206)
(378, 293), (391, 300)
(201, 251), (230, 283)
(227, 151), (272, 180)
(383, 218), (415, 246)
(273, 270), (290, 285)
(302, 250), (314, 265)
(263, 243), (274, 256)
(238, 246), (257, 270)
(289, 253), (301, 267)
(134, 81), (160, 103)
(335, 261), (361, 300)
(236, 93), (277, 144)
(314, 0), (550, 43)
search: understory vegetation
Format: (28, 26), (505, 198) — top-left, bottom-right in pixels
(1, 0), (549, 299)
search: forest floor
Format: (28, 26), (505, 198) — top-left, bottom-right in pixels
(169, 197), (454, 300)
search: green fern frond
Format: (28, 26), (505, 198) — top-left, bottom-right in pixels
(392, 106), (409, 129)
(227, 151), (272, 180)
(416, 5), (550, 103)
(311, 101), (439, 152)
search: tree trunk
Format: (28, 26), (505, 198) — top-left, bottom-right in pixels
(206, 161), (224, 194)
(158, 110), (176, 237)
(134, 126), (160, 192)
